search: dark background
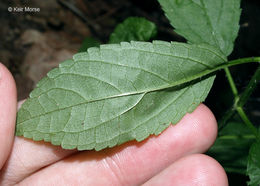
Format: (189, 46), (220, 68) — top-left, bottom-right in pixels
(0, 0), (259, 185)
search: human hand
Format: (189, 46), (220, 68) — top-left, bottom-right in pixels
(0, 63), (228, 185)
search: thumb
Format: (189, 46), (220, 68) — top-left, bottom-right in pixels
(0, 63), (17, 169)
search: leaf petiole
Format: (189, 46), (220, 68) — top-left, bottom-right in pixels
(224, 67), (238, 97)
(144, 56), (260, 95)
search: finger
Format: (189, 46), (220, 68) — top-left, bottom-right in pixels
(0, 100), (75, 184)
(0, 102), (76, 185)
(0, 63), (17, 170)
(0, 131), (76, 185)
(143, 154), (228, 186)
(19, 104), (218, 185)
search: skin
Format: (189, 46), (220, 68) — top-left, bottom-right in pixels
(0, 63), (228, 185)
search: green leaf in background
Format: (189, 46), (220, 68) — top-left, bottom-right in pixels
(78, 37), (101, 52)
(158, 0), (241, 56)
(16, 41), (226, 151)
(207, 121), (255, 174)
(247, 136), (260, 185)
(109, 17), (157, 44)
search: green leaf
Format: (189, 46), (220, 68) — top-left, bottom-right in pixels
(158, 0), (241, 56)
(78, 37), (101, 53)
(16, 41), (226, 151)
(109, 17), (157, 44)
(247, 136), (260, 185)
(207, 121), (255, 174)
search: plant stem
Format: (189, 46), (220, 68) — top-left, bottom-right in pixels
(236, 106), (258, 136)
(237, 65), (260, 107)
(223, 65), (249, 133)
(221, 62), (259, 136)
(236, 65), (260, 137)
(219, 64), (260, 130)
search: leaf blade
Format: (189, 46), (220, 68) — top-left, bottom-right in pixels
(16, 41), (226, 150)
(207, 121), (255, 174)
(109, 17), (157, 44)
(158, 0), (241, 56)
(247, 136), (260, 185)
(78, 37), (101, 52)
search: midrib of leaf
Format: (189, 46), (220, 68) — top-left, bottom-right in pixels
(18, 42), (228, 125)
(18, 57), (260, 126)
(199, 0), (221, 51)
(17, 73), (217, 126)
(18, 57), (260, 128)
(188, 0), (220, 48)
(215, 0), (224, 28)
